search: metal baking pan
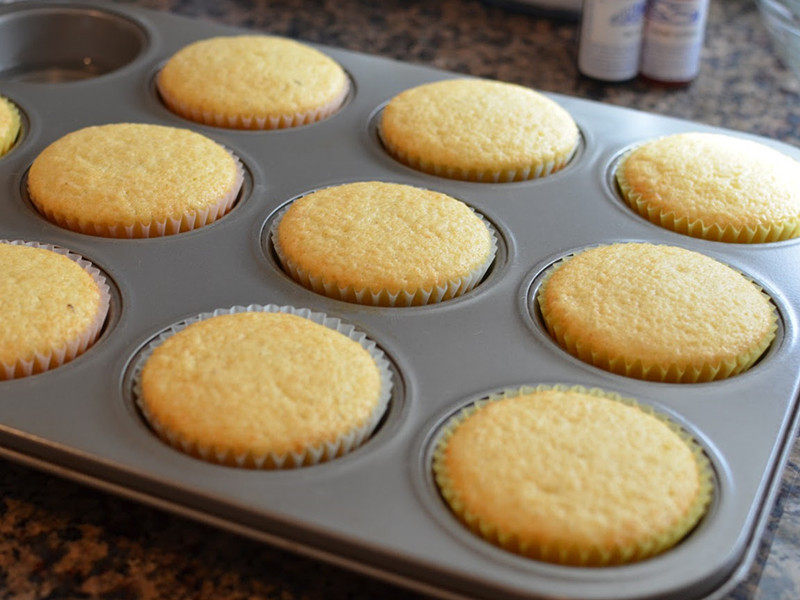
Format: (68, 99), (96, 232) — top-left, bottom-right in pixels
(1, 2), (798, 599)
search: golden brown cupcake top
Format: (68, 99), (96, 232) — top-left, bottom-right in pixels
(158, 36), (349, 129)
(275, 181), (494, 296)
(380, 79), (579, 182)
(537, 243), (776, 382)
(434, 386), (711, 565)
(140, 312), (384, 463)
(616, 133), (800, 243)
(0, 96), (21, 157)
(0, 243), (106, 369)
(28, 123), (240, 235)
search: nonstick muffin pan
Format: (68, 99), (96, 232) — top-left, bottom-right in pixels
(1, 2), (799, 599)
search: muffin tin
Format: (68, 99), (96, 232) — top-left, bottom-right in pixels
(1, 2), (799, 599)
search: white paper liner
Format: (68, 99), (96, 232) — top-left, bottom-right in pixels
(0, 240), (111, 380)
(270, 198), (498, 306)
(130, 304), (393, 469)
(29, 150), (244, 239)
(157, 76), (349, 130)
(377, 122), (578, 183)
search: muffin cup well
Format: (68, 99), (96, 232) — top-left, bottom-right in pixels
(270, 203), (497, 307)
(432, 384), (714, 566)
(615, 151), (800, 244)
(157, 77), (350, 130)
(0, 7), (146, 84)
(29, 151), (244, 238)
(0, 240), (110, 380)
(131, 304), (393, 469)
(536, 249), (779, 383)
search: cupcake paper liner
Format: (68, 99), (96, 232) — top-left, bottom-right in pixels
(157, 78), (349, 130)
(536, 249), (779, 383)
(0, 97), (21, 158)
(131, 304), (393, 469)
(270, 201), (498, 307)
(378, 124), (577, 183)
(0, 240), (110, 380)
(615, 151), (800, 243)
(432, 384), (714, 566)
(29, 151), (244, 239)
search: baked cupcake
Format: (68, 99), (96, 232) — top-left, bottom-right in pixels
(273, 181), (496, 306)
(0, 241), (109, 380)
(157, 36), (349, 129)
(537, 243), (776, 382)
(0, 96), (21, 158)
(28, 123), (243, 238)
(433, 385), (712, 566)
(135, 306), (392, 468)
(379, 79), (579, 182)
(616, 133), (800, 243)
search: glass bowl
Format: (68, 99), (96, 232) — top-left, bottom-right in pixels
(758, 0), (800, 79)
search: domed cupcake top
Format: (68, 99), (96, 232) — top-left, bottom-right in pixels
(0, 241), (109, 379)
(380, 79), (579, 182)
(158, 36), (349, 129)
(137, 308), (391, 468)
(434, 385), (712, 565)
(274, 181), (495, 306)
(537, 243), (776, 382)
(28, 123), (242, 238)
(0, 96), (21, 157)
(616, 133), (800, 243)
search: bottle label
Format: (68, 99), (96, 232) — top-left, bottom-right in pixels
(585, 0), (646, 45)
(641, 0), (709, 81)
(578, 0), (647, 81)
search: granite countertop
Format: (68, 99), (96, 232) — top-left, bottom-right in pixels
(1, 0), (799, 598)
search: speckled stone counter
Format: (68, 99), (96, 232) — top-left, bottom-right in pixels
(0, 0), (798, 598)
